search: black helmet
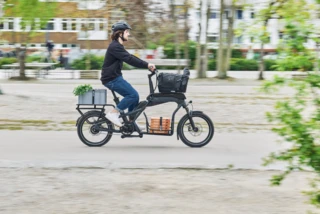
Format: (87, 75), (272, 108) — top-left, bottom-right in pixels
(111, 21), (132, 32)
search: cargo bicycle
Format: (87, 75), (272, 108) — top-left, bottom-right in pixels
(76, 68), (214, 148)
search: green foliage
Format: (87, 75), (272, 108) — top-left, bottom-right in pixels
(231, 49), (243, 58)
(71, 54), (104, 70)
(5, 0), (57, 36)
(73, 84), (93, 96)
(146, 42), (158, 50)
(230, 59), (258, 71)
(207, 59), (278, 71)
(274, 56), (313, 71)
(264, 59), (278, 71)
(163, 40), (197, 68)
(25, 55), (44, 63)
(208, 59), (216, 70)
(261, 72), (320, 208)
(0, 58), (17, 68)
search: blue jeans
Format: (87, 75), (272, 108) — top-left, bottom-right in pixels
(104, 76), (139, 113)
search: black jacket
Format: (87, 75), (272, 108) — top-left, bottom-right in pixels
(100, 40), (148, 84)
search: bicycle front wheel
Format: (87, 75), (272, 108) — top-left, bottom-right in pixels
(177, 112), (214, 148)
(77, 111), (113, 147)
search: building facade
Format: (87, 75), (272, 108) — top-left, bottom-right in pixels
(1, 0), (319, 53)
(0, 0), (117, 50)
(188, 0), (320, 53)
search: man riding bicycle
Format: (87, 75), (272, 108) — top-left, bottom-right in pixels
(100, 21), (156, 129)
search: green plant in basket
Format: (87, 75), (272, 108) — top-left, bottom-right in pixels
(73, 84), (93, 96)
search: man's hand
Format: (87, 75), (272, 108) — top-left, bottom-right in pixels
(148, 63), (156, 72)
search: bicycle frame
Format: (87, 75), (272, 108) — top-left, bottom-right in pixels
(76, 70), (195, 138)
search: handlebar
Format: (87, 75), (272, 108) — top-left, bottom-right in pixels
(147, 68), (158, 94)
(148, 68), (158, 77)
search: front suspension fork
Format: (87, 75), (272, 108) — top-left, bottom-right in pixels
(184, 101), (196, 130)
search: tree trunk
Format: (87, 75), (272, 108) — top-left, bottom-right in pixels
(184, 0), (189, 68)
(202, 0), (211, 78)
(85, 1), (91, 71)
(171, 0), (181, 74)
(18, 47), (26, 79)
(224, 3), (235, 72)
(196, 0), (202, 77)
(217, 0), (226, 79)
(258, 42), (265, 80)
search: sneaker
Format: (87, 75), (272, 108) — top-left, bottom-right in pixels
(135, 121), (146, 131)
(106, 112), (123, 127)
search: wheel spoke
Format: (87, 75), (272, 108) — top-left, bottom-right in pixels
(179, 114), (214, 147)
(77, 112), (113, 147)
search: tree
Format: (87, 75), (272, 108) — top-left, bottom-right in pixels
(196, 0), (211, 78)
(216, 0), (236, 79)
(236, 0), (288, 80)
(3, 0), (56, 80)
(261, 0), (320, 209)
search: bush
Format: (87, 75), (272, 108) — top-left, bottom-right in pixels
(26, 55), (44, 63)
(207, 58), (261, 71)
(163, 40), (197, 68)
(146, 42), (158, 50)
(232, 49), (243, 58)
(264, 59), (278, 71)
(208, 59), (216, 70)
(0, 58), (17, 68)
(71, 54), (104, 70)
(274, 55), (313, 71)
(230, 59), (258, 71)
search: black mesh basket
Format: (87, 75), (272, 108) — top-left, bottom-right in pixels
(157, 68), (190, 93)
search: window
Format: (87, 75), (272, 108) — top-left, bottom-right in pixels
(196, 11), (200, 19)
(267, 36), (271, 43)
(250, 11), (255, 19)
(71, 19), (77, 30)
(61, 43), (78, 48)
(279, 31), (284, 40)
(0, 18), (14, 31)
(8, 18), (14, 30)
(47, 19), (55, 30)
(62, 19), (68, 30)
(236, 10), (243, 19)
(98, 19), (106, 31)
(208, 35), (218, 43)
(224, 10), (229, 19)
(210, 10), (218, 19)
(234, 36), (243, 44)
(62, 18), (77, 31)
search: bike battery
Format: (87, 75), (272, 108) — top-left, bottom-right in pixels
(78, 89), (107, 105)
(150, 117), (171, 134)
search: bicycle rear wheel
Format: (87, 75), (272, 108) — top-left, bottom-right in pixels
(77, 111), (113, 147)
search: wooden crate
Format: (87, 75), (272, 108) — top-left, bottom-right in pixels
(149, 117), (171, 134)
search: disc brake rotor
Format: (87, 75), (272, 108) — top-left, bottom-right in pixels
(187, 123), (202, 136)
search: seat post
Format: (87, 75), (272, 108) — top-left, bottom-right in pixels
(111, 90), (120, 105)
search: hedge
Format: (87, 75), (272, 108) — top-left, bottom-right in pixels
(208, 59), (278, 71)
(0, 58), (17, 68)
(71, 54), (132, 70)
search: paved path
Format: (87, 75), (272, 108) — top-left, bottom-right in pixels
(0, 130), (287, 170)
(0, 78), (315, 214)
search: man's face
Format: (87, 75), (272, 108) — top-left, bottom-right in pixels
(123, 29), (130, 41)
